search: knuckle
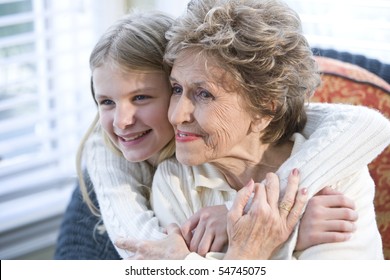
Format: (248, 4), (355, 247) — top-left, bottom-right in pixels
(199, 211), (210, 220)
(227, 211), (235, 221)
(310, 207), (322, 219)
(338, 196), (349, 207)
(290, 209), (300, 219)
(308, 196), (321, 206)
(265, 173), (278, 187)
(289, 174), (299, 185)
(332, 233), (347, 243)
(283, 198), (294, 207)
(345, 209), (358, 221)
(198, 245), (208, 256)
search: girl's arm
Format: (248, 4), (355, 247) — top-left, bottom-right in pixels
(84, 125), (166, 259)
(274, 103), (390, 259)
(180, 188), (358, 255)
(278, 103), (390, 196)
(296, 167), (384, 259)
(295, 186), (357, 252)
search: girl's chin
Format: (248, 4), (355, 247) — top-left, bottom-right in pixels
(122, 152), (149, 163)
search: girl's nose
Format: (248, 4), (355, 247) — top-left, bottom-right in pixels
(113, 104), (135, 130)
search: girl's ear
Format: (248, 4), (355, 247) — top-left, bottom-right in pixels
(250, 115), (272, 133)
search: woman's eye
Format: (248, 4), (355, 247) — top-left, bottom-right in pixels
(172, 85), (183, 95)
(197, 89), (214, 100)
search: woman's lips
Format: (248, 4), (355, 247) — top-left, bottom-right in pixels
(175, 130), (202, 142)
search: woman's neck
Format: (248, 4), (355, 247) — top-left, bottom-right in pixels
(212, 141), (293, 190)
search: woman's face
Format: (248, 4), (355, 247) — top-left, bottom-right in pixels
(93, 64), (174, 164)
(168, 51), (259, 166)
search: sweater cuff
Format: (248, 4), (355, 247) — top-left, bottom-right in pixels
(185, 252), (206, 260)
(184, 252), (225, 260)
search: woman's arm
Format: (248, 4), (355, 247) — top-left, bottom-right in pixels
(84, 125), (166, 259)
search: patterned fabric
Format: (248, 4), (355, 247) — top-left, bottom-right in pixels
(312, 56), (390, 259)
(312, 48), (390, 84)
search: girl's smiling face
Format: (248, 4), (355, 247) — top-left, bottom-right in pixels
(93, 64), (174, 164)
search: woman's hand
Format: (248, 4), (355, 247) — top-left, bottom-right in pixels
(224, 169), (307, 259)
(115, 223), (190, 259)
(181, 205), (228, 256)
(295, 186), (358, 251)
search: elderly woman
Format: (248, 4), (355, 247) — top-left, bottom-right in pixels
(116, 0), (390, 259)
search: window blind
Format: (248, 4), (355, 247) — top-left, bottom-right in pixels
(154, 0), (390, 63)
(283, 0), (390, 63)
(0, 0), (97, 259)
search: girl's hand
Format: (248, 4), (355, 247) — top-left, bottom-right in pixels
(295, 186), (358, 251)
(181, 205), (228, 256)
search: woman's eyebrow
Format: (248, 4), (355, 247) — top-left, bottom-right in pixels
(169, 76), (208, 87)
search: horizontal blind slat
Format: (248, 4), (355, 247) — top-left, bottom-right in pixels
(0, 185), (74, 232)
(0, 104), (95, 135)
(0, 12), (34, 26)
(1, 43), (93, 66)
(0, 148), (80, 179)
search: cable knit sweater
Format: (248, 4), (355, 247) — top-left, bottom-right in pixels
(84, 103), (390, 259)
(152, 140), (383, 259)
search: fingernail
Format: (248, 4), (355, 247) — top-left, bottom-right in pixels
(115, 237), (124, 246)
(292, 168), (299, 176)
(245, 178), (254, 188)
(300, 188), (308, 195)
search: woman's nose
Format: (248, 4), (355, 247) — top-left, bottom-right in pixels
(169, 95), (194, 125)
(113, 104), (135, 130)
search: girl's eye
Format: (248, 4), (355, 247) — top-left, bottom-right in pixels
(99, 99), (114, 106)
(172, 85), (183, 96)
(133, 95), (150, 101)
(196, 89), (214, 101)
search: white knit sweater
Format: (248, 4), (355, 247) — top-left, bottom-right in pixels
(84, 103), (390, 259)
(152, 140), (383, 259)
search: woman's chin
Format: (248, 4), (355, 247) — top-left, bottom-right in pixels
(176, 154), (202, 166)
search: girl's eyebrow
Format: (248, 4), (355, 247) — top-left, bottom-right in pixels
(94, 93), (109, 99)
(95, 87), (158, 99)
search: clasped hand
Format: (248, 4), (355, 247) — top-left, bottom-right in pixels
(115, 170), (357, 259)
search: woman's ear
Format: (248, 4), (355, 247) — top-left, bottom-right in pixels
(250, 115), (272, 133)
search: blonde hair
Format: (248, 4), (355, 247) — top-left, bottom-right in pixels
(77, 11), (175, 215)
(165, 0), (321, 144)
